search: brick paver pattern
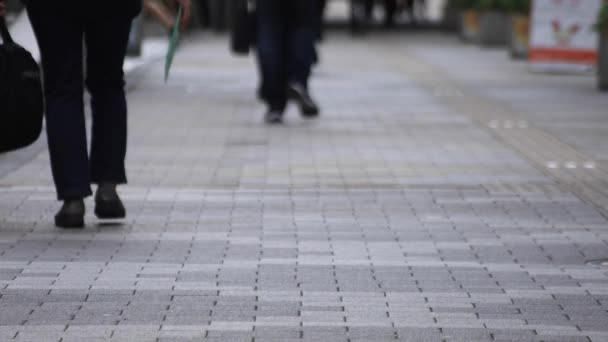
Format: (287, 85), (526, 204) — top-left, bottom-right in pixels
(1, 33), (608, 342)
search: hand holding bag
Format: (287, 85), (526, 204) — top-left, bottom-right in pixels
(0, 16), (44, 153)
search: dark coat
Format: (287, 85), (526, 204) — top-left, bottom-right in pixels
(21, 0), (142, 18)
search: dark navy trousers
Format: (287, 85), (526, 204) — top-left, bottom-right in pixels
(27, 3), (133, 200)
(256, 0), (316, 110)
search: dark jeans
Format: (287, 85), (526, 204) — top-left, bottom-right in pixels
(384, 0), (397, 25)
(256, 0), (316, 110)
(27, 3), (133, 200)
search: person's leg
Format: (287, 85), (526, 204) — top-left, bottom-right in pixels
(350, 0), (371, 34)
(315, 0), (327, 41)
(414, 0), (426, 23)
(406, 0), (413, 23)
(364, 0), (374, 19)
(84, 13), (131, 188)
(286, 0), (315, 88)
(27, 4), (91, 201)
(384, 0), (397, 27)
(256, 0), (287, 113)
(312, 0), (327, 65)
(286, 0), (319, 117)
(84, 11), (132, 218)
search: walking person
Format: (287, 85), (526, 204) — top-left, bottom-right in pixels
(316, 0), (327, 40)
(256, 0), (320, 124)
(351, 0), (398, 32)
(12, 0), (191, 228)
(383, 0), (398, 27)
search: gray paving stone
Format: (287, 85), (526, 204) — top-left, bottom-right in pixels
(0, 30), (607, 342)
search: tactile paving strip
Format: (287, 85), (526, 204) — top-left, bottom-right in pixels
(386, 45), (608, 218)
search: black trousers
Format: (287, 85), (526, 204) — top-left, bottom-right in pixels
(256, 0), (316, 110)
(316, 0), (327, 40)
(27, 3), (133, 200)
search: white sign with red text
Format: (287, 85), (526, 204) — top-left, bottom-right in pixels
(529, 0), (602, 72)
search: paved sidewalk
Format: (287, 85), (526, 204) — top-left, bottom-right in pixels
(1, 32), (608, 341)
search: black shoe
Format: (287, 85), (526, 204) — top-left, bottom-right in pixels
(55, 198), (85, 229)
(95, 183), (126, 220)
(264, 109), (284, 125)
(287, 83), (320, 118)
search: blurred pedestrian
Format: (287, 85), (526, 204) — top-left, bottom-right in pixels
(256, 0), (320, 124)
(363, 0), (398, 27)
(359, 0), (424, 28)
(350, 0), (397, 32)
(380, 0), (398, 27)
(408, 0), (426, 24)
(22, 0), (191, 228)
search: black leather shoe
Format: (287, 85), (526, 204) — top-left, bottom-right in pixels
(95, 184), (126, 219)
(287, 83), (320, 118)
(55, 199), (85, 229)
(264, 109), (284, 125)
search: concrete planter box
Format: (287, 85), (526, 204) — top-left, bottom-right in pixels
(509, 15), (530, 59)
(478, 11), (509, 46)
(600, 30), (608, 91)
(460, 10), (480, 43)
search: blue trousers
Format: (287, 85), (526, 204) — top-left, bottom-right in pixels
(27, 3), (133, 200)
(256, 0), (316, 110)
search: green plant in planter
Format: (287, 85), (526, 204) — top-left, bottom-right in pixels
(475, 0), (510, 12)
(505, 0), (531, 15)
(595, 3), (608, 32)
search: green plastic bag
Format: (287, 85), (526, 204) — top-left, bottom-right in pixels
(164, 5), (183, 83)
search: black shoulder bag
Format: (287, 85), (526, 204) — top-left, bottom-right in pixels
(230, 0), (256, 56)
(0, 16), (44, 153)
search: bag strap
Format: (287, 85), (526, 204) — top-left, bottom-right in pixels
(0, 17), (14, 44)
